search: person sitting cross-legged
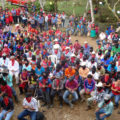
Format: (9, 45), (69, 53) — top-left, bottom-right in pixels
(95, 94), (114, 120)
(63, 76), (78, 108)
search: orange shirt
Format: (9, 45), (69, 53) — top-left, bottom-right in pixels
(79, 67), (89, 78)
(65, 68), (76, 78)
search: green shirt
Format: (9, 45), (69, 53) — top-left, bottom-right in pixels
(3, 74), (13, 87)
(98, 101), (114, 115)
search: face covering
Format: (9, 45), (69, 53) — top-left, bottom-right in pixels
(3, 56), (6, 60)
(71, 57), (75, 63)
(97, 87), (103, 92)
(54, 49), (58, 54)
(85, 44), (88, 48)
(25, 63), (29, 66)
(82, 66), (86, 70)
(105, 75), (109, 82)
(3, 97), (9, 106)
(11, 59), (15, 66)
(26, 97), (32, 103)
(104, 100), (110, 104)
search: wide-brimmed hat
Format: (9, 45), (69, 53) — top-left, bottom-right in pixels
(104, 94), (111, 100)
(96, 82), (103, 87)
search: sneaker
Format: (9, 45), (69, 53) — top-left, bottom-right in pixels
(68, 102), (73, 108)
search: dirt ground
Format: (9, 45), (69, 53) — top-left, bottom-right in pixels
(12, 35), (120, 120)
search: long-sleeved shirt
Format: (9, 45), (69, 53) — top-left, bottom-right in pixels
(1, 98), (14, 111)
(84, 79), (95, 92)
(98, 101), (114, 115)
(3, 74), (13, 87)
(38, 17), (44, 24)
(65, 80), (78, 90)
(8, 60), (19, 72)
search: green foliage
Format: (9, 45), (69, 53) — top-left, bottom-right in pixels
(44, 2), (55, 12)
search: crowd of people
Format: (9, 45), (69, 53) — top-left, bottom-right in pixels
(0, 4), (120, 120)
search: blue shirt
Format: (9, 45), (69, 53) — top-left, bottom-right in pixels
(38, 17), (44, 24)
(35, 67), (45, 76)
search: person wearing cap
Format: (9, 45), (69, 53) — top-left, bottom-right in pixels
(52, 44), (61, 60)
(83, 41), (90, 56)
(0, 94), (14, 120)
(88, 58), (97, 69)
(18, 93), (38, 120)
(8, 56), (19, 84)
(79, 63), (89, 79)
(63, 76), (78, 108)
(80, 74), (95, 102)
(68, 54), (76, 66)
(39, 72), (52, 108)
(0, 53), (10, 68)
(86, 82), (105, 111)
(64, 46), (72, 59)
(2, 70), (18, 102)
(50, 72), (64, 108)
(2, 44), (10, 56)
(73, 40), (81, 53)
(100, 72), (112, 93)
(96, 64), (105, 78)
(95, 94), (114, 120)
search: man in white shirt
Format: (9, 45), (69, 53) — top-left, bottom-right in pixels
(0, 53), (9, 68)
(8, 56), (19, 84)
(45, 14), (48, 31)
(18, 93), (38, 120)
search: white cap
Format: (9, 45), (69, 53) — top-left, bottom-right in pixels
(71, 53), (76, 57)
(54, 44), (59, 49)
(104, 94), (111, 100)
(96, 82), (103, 87)
(92, 51), (95, 54)
(65, 47), (70, 50)
(54, 38), (58, 42)
(84, 41), (88, 44)
(81, 62), (86, 66)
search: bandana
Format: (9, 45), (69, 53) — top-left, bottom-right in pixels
(105, 75), (109, 82)
(26, 97), (32, 103)
(54, 50), (58, 54)
(85, 44), (87, 48)
(56, 79), (60, 86)
(3, 97), (9, 106)
(71, 57), (75, 63)
(11, 59), (15, 66)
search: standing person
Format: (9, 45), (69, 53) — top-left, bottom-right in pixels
(18, 93), (38, 120)
(38, 15), (44, 32)
(63, 76), (78, 108)
(8, 56), (19, 84)
(0, 94), (14, 120)
(95, 94), (114, 120)
(61, 11), (66, 27)
(44, 14), (48, 31)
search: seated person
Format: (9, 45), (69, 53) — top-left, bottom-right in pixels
(86, 82), (105, 111)
(95, 94), (114, 120)
(63, 76), (78, 108)
(80, 74), (95, 102)
(0, 94), (14, 120)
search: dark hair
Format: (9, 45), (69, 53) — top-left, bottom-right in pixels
(87, 74), (93, 78)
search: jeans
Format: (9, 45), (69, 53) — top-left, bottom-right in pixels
(51, 90), (63, 105)
(18, 109), (36, 120)
(110, 92), (120, 107)
(45, 22), (48, 31)
(63, 90), (78, 104)
(0, 110), (14, 120)
(95, 108), (111, 120)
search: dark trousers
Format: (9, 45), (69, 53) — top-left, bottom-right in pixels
(40, 89), (50, 105)
(51, 90), (63, 105)
(39, 23), (43, 32)
(18, 109), (36, 120)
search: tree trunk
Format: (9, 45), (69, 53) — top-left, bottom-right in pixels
(1, 0), (5, 10)
(83, 0), (89, 18)
(39, 0), (46, 10)
(89, 0), (95, 23)
(54, 0), (58, 12)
